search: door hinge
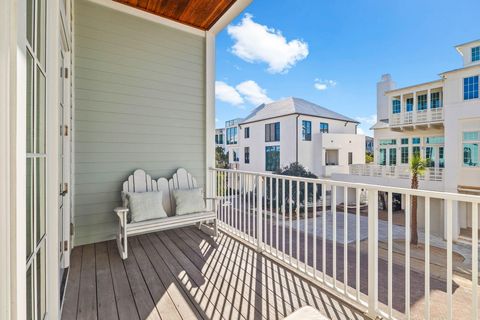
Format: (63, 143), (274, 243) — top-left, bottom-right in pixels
(62, 125), (69, 136)
(63, 240), (69, 251)
(70, 222), (74, 236)
(64, 67), (69, 79)
(60, 183), (68, 196)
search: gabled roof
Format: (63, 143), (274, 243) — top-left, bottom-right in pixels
(241, 97), (358, 125)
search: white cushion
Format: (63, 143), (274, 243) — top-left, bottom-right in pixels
(127, 192), (167, 223)
(172, 188), (206, 215)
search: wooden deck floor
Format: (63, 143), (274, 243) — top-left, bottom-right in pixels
(61, 226), (367, 320)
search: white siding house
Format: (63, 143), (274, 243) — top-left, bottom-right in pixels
(231, 97), (365, 177)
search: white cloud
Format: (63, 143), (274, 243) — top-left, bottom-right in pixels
(227, 14), (309, 74)
(355, 114), (377, 137)
(314, 79), (337, 91)
(236, 80), (273, 105)
(215, 81), (244, 106)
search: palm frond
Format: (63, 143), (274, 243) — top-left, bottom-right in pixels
(409, 154), (428, 176)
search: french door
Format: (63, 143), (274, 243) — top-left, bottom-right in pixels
(26, 0), (47, 318)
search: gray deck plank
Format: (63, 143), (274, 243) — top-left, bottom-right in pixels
(62, 246), (83, 320)
(128, 237), (184, 320)
(77, 245), (97, 320)
(62, 227), (364, 320)
(95, 242), (118, 320)
(136, 234), (209, 320)
(107, 241), (140, 320)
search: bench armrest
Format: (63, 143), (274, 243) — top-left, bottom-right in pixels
(114, 207), (129, 221)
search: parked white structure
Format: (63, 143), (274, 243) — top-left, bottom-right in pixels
(225, 97), (365, 177)
(334, 40), (480, 240)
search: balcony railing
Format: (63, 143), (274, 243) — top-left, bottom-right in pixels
(349, 164), (444, 182)
(389, 107), (443, 126)
(209, 168), (479, 320)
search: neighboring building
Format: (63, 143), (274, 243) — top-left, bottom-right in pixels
(333, 40), (480, 241)
(223, 118), (243, 168)
(227, 97), (365, 177)
(365, 136), (374, 154)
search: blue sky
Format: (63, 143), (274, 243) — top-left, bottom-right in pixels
(215, 0), (480, 135)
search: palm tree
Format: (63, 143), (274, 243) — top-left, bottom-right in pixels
(409, 154), (427, 245)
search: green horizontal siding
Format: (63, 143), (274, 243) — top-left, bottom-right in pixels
(73, 0), (206, 246)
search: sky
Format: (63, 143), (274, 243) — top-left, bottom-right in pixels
(215, 0), (480, 135)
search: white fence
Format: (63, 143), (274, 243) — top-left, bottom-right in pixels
(209, 168), (479, 320)
(349, 164), (444, 182)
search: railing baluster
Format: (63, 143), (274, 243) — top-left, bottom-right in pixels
(270, 177), (273, 251)
(446, 199), (453, 320)
(356, 187), (361, 302)
(297, 180), (300, 269)
(472, 202), (478, 320)
(276, 177), (279, 255)
(282, 178), (286, 260)
(333, 186), (337, 288)
(305, 182), (308, 272)
(388, 191), (393, 318)
(425, 196), (430, 320)
(405, 194), (411, 320)
(257, 176), (263, 251)
(344, 187), (348, 293)
(313, 183), (317, 279)
(322, 183), (327, 283)
(289, 179), (293, 265)
(367, 188), (379, 317)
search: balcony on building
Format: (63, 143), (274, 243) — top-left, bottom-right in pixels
(387, 80), (444, 131)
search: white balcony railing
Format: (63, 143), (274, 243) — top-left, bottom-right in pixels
(389, 107), (444, 126)
(349, 164), (444, 182)
(209, 168), (479, 320)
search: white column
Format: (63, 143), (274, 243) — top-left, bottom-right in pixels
(400, 94), (404, 124)
(205, 31), (216, 202)
(412, 91), (417, 122)
(0, 0), (12, 318)
(427, 88), (431, 121)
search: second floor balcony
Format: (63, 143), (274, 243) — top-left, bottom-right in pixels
(349, 164), (444, 182)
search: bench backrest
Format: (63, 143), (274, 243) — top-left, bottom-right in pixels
(122, 168), (198, 216)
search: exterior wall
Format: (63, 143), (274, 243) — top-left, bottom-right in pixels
(318, 133), (365, 177)
(237, 114), (362, 176)
(442, 65), (480, 193)
(74, 0), (206, 245)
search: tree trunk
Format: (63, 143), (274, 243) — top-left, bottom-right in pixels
(410, 174), (419, 245)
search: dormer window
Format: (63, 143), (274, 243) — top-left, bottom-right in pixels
(472, 46), (480, 62)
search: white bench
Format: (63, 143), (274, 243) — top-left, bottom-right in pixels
(114, 168), (217, 259)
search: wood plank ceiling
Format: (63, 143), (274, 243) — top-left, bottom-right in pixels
(113, 0), (237, 30)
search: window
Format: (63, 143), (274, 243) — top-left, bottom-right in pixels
(265, 146), (280, 171)
(379, 139), (396, 145)
(425, 146), (435, 167)
(417, 94), (427, 110)
(215, 133), (223, 144)
(389, 148), (397, 165)
(464, 76), (479, 100)
(320, 122), (329, 133)
(244, 127), (250, 139)
(302, 120), (312, 141)
(412, 146), (421, 157)
(233, 150), (239, 162)
(412, 137), (421, 145)
(430, 92), (441, 108)
(472, 46), (480, 62)
(265, 122), (280, 142)
(463, 131), (480, 167)
(348, 152), (353, 165)
(425, 136), (445, 144)
(406, 98), (413, 112)
(401, 147), (409, 164)
(244, 147), (250, 164)
(401, 138), (409, 145)
(379, 148), (386, 165)
(392, 99), (401, 114)
(226, 127), (238, 145)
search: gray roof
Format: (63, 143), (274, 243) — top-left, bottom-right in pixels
(241, 97), (358, 124)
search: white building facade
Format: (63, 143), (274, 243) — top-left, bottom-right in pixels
(334, 40), (480, 240)
(225, 97), (365, 177)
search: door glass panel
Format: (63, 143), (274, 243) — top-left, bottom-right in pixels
(36, 243), (46, 319)
(439, 147), (445, 168)
(36, 0), (46, 68)
(426, 146), (436, 167)
(26, 159), (34, 259)
(27, 53), (34, 153)
(26, 264), (34, 320)
(35, 158), (46, 244)
(389, 148), (397, 165)
(379, 148), (386, 165)
(35, 68), (46, 154)
(27, 0), (34, 47)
